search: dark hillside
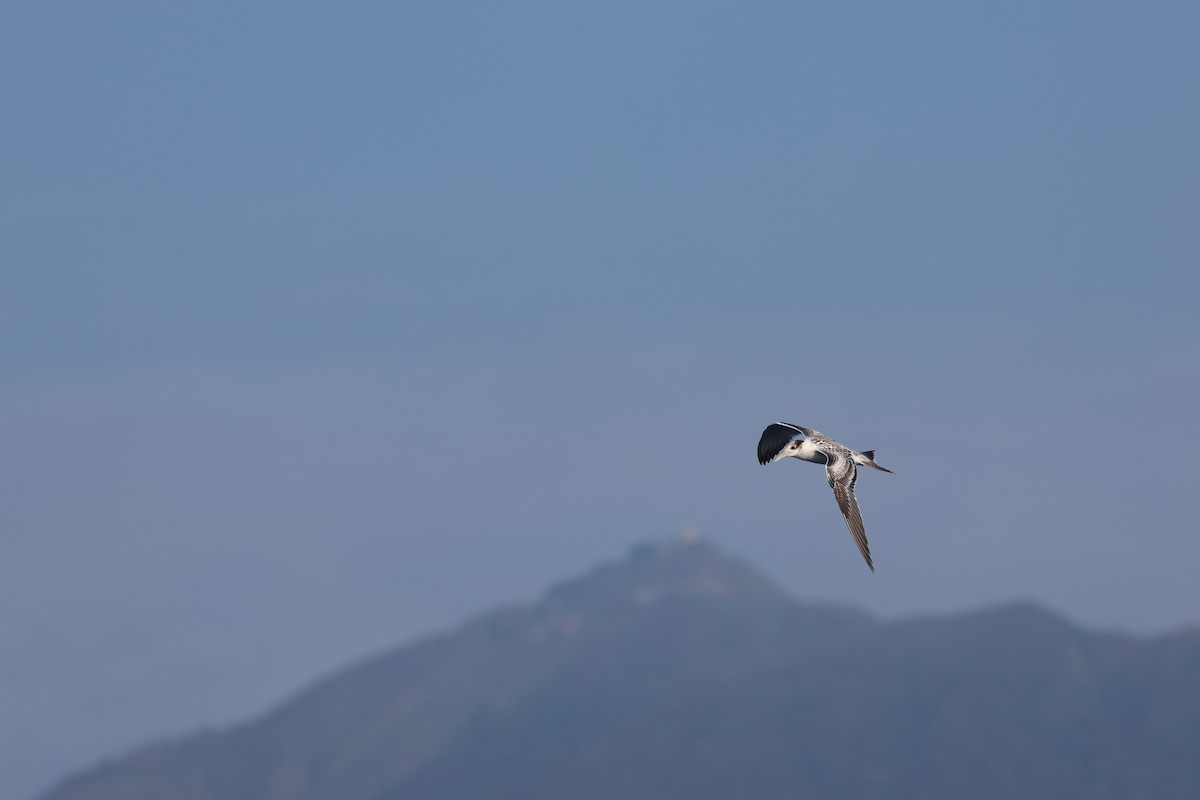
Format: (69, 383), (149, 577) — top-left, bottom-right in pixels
(40, 540), (1200, 800)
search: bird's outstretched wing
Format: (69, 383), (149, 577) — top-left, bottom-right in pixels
(826, 455), (874, 572)
(757, 422), (816, 465)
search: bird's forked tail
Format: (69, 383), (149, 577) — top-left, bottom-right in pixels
(859, 449), (894, 473)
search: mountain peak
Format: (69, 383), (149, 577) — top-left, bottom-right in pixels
(541, 537), (789, 616)
(37, 541), (1200, 800)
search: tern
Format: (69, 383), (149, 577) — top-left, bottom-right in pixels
(757, 422), (893, 572)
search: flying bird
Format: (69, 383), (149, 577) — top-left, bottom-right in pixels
(757, 422), (893, 572)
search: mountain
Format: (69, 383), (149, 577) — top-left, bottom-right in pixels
(38, 539), (1200, 800)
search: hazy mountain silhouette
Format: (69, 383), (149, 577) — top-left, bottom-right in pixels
(38, 540), (1200, 800)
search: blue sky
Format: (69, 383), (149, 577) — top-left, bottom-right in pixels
(3, 2), (1199, 798)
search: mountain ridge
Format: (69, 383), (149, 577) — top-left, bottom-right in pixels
(38, 538), (1200, 800)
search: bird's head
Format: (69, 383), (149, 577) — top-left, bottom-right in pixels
(772, 439), (803, 462)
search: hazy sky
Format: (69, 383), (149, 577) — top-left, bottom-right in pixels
(3, 2), (1198, 798)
